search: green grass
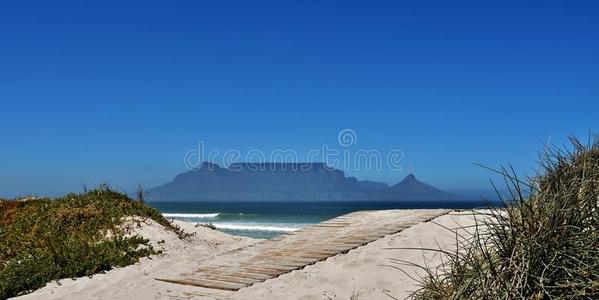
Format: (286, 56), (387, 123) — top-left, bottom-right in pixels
(0, 186), (187, 299)
(412, 137), (599, 299)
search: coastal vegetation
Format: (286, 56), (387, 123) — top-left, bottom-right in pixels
(0, 186), (186, 299)
(414, 137), (599, 299)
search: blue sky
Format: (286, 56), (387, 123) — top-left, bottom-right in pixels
(1, 0), (598, 197)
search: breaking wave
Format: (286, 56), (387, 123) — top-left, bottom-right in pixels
(162, 212), (220, 218)
(213, 223), (303, 232)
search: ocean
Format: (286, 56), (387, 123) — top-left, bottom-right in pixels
(149, 200), (502, 239)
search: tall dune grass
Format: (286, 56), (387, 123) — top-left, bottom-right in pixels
(413, 137), (599, 299)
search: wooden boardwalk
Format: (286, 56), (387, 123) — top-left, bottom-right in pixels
(156, 209), (449, 292)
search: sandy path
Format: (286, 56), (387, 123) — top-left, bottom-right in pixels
(14, 210), (483, 300)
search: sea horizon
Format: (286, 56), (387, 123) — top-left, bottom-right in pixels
(149, 199), (503, 238)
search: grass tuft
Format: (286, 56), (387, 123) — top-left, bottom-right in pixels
(413, 136), (599, 299)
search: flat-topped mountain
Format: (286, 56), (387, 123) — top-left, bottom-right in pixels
(147, 162), (454, 201)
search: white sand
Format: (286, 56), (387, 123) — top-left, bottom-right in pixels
(14, 210), (484, 300)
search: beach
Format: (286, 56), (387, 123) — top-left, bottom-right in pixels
(13, 209), (484, 300)
(149, 200), (493, 239)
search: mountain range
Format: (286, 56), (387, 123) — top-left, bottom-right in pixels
(147, 162), (455, 201)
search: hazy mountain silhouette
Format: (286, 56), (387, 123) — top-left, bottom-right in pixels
(372, 174), (455, 200)
(147, 162), (454, 201)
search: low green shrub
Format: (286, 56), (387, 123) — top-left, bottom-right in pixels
(0, 187), (186, 299)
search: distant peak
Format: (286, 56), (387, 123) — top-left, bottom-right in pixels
(402, 174), (417, 182)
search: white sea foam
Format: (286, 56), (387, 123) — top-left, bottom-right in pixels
(162, 213), (220, 218)
(213, 223), (303, 232)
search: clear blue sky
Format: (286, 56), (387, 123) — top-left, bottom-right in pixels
(1, 0), (598, 197)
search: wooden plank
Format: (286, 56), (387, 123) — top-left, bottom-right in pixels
(252, 256), (317, 265)
(192, 273), (259, 285)
(234, 264), (296, 273)
(212, 272), (270, 281)
(274, 251), (332, 258)
(155, 278), (246, 291)
(190, 267), (282, 277)
(239, 266), (296, 275)
(334, 238), (375, 243)
(192, 266), (283, 278)
(311, 224), (349, 227)
(258, 252), (326, 260)
(319, 222), (352, 225)
(218, 271), (273, 280)
(240, 265), (293, 277)
(254, 252), (322, 261)
(248, 259), (309, 267)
